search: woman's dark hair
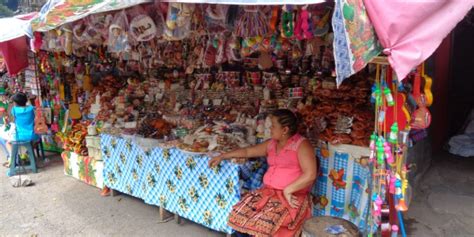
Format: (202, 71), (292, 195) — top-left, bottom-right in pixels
(271, 109), (300, 136)
(12, 93), (28, 106)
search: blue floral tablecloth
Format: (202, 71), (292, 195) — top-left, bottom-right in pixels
(101, 134), (372, 234)
(101, 134), (266, 234)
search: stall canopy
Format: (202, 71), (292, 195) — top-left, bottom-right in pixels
(30, 0), (326, 33)
(0, 12), (37, 75)
(0, 12), (37, 42)
(364, 0), (474, 81)
(30, 0), (152, 32)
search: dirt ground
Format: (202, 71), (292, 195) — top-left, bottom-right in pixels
(0, 153), (223, 237)
(1, 151), (473, 236)
(405, 151), (474, 237)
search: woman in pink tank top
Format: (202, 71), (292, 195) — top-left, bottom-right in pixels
(209, 109), (317, 237)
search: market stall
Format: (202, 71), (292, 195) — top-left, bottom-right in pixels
(23, 2), (380, 235)
(14, 0), (471, 235)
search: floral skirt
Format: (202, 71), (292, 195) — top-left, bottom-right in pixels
(228, 187), (311, 237)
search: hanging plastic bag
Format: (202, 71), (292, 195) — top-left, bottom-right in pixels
(61, 24), (73, 55)
(130, 14), (157, 42)
(150, 4), (166, 38)
(88, 13), (114, 39)
(73, 20), (90, 43)
(108, 10), (130, 53)
(205, 4), (228, 33)
(163, 3), (194, 41)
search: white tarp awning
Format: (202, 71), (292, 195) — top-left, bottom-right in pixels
(0, 12), (37, 43)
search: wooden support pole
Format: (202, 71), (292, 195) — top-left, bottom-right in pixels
(175, 213), (182, 224)
(111, 189), (121, 197)
(370, 56), (390, 65)
(158, 207), (173, 223)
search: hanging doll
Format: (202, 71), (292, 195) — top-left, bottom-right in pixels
(234, 6), (269, 38)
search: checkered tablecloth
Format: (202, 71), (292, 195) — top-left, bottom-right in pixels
(101, 134), (373, 233)
(101, 134), (266, 234)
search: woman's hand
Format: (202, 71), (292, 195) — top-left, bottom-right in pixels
(208, 155), (224, 168)
(283, 188), (299, 209)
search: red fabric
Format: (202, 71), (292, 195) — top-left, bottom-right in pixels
(0, 36), (29, 76)
(228, 187), (312, 237)
(263, 134), (310, 192)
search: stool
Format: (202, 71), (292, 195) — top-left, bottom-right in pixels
(7, 141), (37, 176)
(302, 216), (361, 237)
(32, 137), (46, 162)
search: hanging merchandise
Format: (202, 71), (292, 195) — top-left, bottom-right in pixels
(234, 6), (269, 38)
(366, 62), (419, 237)
(31, 32), (43, 53)
(130, 15), (157, 42)
(410, 68), (432, 130)
(163, 3), (194, 41)
(281, 5), (294, 38)
(34, 98), (49, 135)
(383, 66), (410, 133)
(205, 5), (229, 33)
(420, 63), (433, 107)
(61, 25), (73, 56)
(332, 0), (381, 86)
(294, 6), (313, 40)
(108, 11), (131, 54)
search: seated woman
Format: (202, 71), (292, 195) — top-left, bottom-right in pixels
(209, 109), (317, 237)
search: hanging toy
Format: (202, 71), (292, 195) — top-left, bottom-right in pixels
(388, 123), (398, 144)
(376, 137), (385, 166)
(384, 87), (394, 106)
(389, 174), (397, 194)
(369, 133), (377, 163)
(384, 141), (394, 164)
(372, 194), (383, 223)
(281, 5), (294, 38)
(370, 84), (378, 104)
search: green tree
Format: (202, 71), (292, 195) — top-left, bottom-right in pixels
(0, 4), (14, 17)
